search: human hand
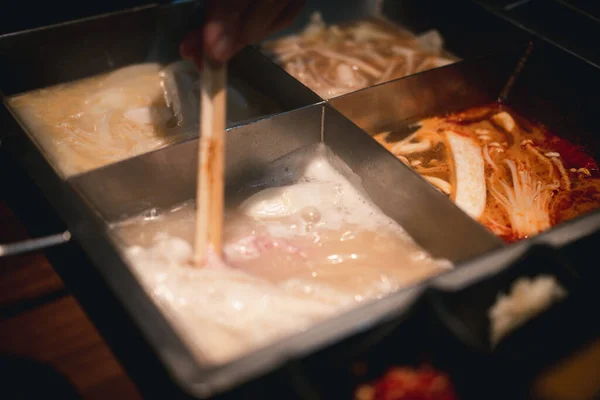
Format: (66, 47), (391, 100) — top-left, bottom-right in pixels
(180, 0), (306, 69)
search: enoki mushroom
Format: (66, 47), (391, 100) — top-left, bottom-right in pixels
(263, 12), (457, 99)
(485, 140), (570, 239)
(488, 158), (558, 239)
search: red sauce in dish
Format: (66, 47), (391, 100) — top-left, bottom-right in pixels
(356, 366), (459, 400)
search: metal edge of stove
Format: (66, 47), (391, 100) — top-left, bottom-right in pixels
(502, 37), (600, 160)
(60, 100), (500, 397)
(472, 0), (600, 70)
(329, 39), (600, 250)
(379, 0), (532, 56)
(255, 0), (534, 102)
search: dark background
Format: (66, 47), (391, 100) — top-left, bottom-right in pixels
(0, 1), (165, 35)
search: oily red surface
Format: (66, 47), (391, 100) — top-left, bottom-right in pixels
(543, 134), (598, 172)
(446, 101), (600, 243)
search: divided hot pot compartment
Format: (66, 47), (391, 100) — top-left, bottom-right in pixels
(258, 0), (532, 100)
(1, 1), (600, 399)
(0, 1), (321, 179)
(329, 38), (600, 248)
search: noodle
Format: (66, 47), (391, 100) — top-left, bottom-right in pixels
(263, 12), (458, 99)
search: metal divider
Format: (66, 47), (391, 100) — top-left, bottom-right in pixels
(68, 104), (325, 223)
(327, 50), (523, 135)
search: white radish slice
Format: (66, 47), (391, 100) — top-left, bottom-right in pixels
(423, 176), (452, 195)
(446, 131), (486, 219)
(492, 112), (516, 132)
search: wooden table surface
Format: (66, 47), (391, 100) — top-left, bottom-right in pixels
(0, 200), (142, 399)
